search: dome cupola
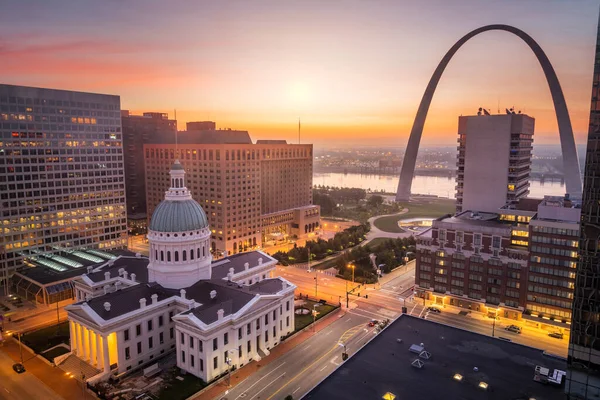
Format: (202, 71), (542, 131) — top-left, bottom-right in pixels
(147, 160), (212, 289)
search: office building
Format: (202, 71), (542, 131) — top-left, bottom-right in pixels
(64, 161), (295, 383)
(121, 111), (177, 218)
(566, 14), (600, 399)
(144, 126), (319, 255)
(415, 195), (579, 327)
(0, 84), (127, 283)
(456, 112), (534, 213)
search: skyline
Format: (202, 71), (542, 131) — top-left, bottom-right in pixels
(1, 0), (599, 147)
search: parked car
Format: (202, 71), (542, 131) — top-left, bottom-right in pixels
(368, 319), (379, 327)
(548, 332), (564, 339)
(12, 363), (25, 373)
(505, 325), (522, 334)
(427, 307), (441, 313)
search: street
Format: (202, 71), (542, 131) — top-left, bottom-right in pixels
(0, 350), (62, 400)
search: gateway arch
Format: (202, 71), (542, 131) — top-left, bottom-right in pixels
(396, 24), (582, 202)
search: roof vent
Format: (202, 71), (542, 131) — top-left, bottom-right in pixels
(104, 302), (111, 312)
(210, 290), (217, 299)
(180, 289), (186, 300)
(108, 259), (115, 267)
(244, 262), (249, 271)
(87, 266), (93, 274)
(104, 271), (111, 281)
(136, 252), (141, 258)
(217, 309), (225, 320)
(115, 281), (122, 290)
(123, 271), (128, 280)
(118, 268), (125, 276)
(258, 257), (263, 265)
(151, 294), (158, 304)
(139, 298), (147, 308)
(130, 273), (136, 282)
(103, 285), (110, 295)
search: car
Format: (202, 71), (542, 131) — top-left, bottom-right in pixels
(548, 332), (564, 339)
(427, 307), (441, 313)
(368, 320), (379, 327)
(12, 363), (25, 373)
(505, 325), (522, 334)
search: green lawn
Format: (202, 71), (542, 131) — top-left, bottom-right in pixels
(158, 368), (207, 400)
(373, 199), (455, 233)
(294, 300), (337, 331)
(365, 237), (395, 249)
(41, 346), (70, 362)
(20, 322), (70, 353)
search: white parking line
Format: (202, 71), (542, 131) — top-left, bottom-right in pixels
(319, 365), (328, 372)
(302, 345), (311, 350)
(235, 362), (287, 399)
(292, 387), (302, 395)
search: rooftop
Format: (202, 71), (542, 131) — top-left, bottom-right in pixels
(306, 316), (566, 400)
(211, 251), (275, 280)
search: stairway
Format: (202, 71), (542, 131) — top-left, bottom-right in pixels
(58, 354), (101, 381)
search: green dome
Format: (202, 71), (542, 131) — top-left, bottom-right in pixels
(149, 200), (209, 232)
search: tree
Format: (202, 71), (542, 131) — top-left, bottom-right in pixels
(367, 195), (384, 208)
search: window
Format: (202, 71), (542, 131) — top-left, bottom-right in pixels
(170, 327), (174, 339)
(438, 229), (446, 241)
(492, 236), (501, 249)
(182, 351), (186, 363)
(149, 337), (154, 349)
(137, 342), (142, 354)
(191, 355), (195, 368)
(190, 337), (194, 348)
(181, 332), (185, 345)
(247, 340), (251, 353)
(239, 345), (242, 358)
(247, 323), (251, 335)
(256, 319), (260, 329)
(124, 329), (130, 341)
(125, 347), (130, 360)
(136, 324), (141, 336)
(159, 332), (164, 344)
(273, 326), (276, 337)
(286, 301), (290, 311)
(265, 331), (269, 342)
(238, 328), (242, 340)
(199, 340), (203, 352)
(159, 315), (164, 327)
(224, 332), (229, 345)
(200, 358), (204, 371)
(213, 356), (218, 369)
(474, 233), (482, 246)
(169, 311), (174, 321)
(273, 310), (276, 320)
(265, 314), (269, 324)
(148, 320), (153, 332)
(456, 231), (464, 243)
(286, 316), (290, 327)
(213, 338), (218, 351)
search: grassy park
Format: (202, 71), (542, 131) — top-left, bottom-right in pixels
(20, 321), (70, 353)
(294, 299), (337, 331)
(373, 198), (455, 233)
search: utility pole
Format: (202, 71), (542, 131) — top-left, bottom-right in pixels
(346, 280), (349, 308)
(56, 299), (60, 334)
(314, 271), (318, 297)
(18, 332), (23, 364)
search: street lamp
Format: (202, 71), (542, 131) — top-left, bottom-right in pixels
(349, 263), (355, 284)
(312, 304), (319, 333)
(491, 308), (500, 337)
(225, 356), (232, 387)
(338, 342), (348, 361)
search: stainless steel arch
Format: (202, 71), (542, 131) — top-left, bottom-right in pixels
(396, 24), (582, 202)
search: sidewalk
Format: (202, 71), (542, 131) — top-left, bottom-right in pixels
(0, 338), (96, 400)
(190, 307), (344, 400)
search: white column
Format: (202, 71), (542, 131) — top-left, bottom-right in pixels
(102, 335), (110, 373)
(69, 321), (77, 355)
(95, 333), (102, 367)
(82, 326), (89, 361)
(88, 330), (95, 365)
(78, 323), (85, 358)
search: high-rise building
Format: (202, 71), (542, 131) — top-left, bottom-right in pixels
(566, 15), (600, 399)
(144, 128), (319, 255)
(415, 195), (579, 327)
(0, 84), (127, 281)
(456, 113), (534, 214)
(121, 111), (177, 216)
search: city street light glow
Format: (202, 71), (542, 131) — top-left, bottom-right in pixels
(453, 373), (463, 382)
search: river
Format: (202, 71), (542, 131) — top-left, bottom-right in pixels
(313, 172), (566, 199)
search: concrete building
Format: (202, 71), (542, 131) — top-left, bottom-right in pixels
(415, 195), (579, 328)
(64, 161), (295, 383)
(0, 84), (127, 284)
(144, 127), (319, 256)
(121, 111), (177, 218)
(456, 112), (534, 213)
(567, 13), (600, 399)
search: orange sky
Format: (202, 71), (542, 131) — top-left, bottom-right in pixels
(1, 1), (598, 147)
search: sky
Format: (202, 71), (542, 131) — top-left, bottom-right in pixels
(1, 0), (599, 147)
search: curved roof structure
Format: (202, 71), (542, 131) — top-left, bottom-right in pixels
(149, 199), (209, 232)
